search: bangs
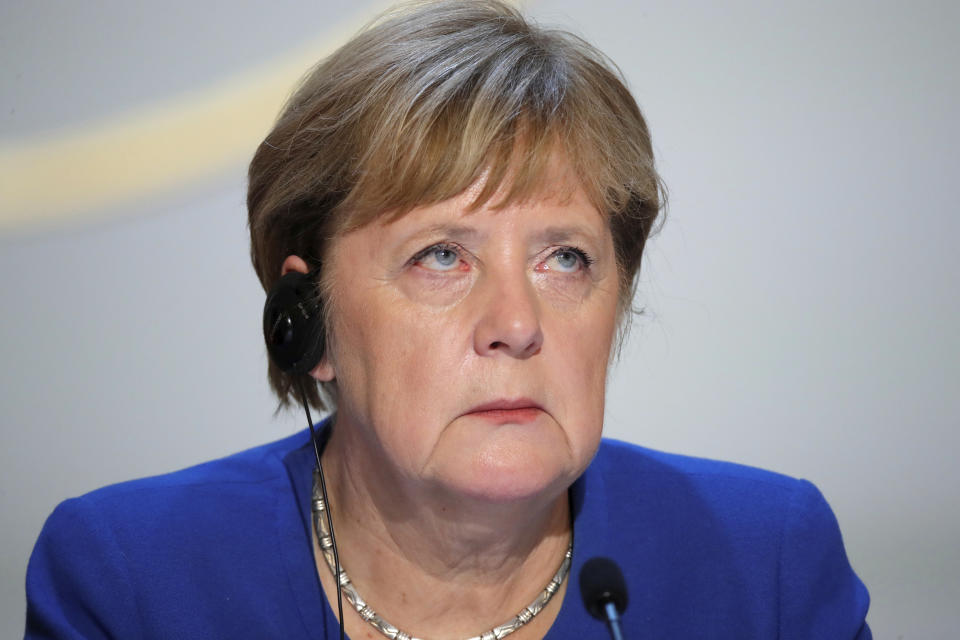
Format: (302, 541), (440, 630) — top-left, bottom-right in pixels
(288, 9), (657, 235)
(344, 112), (579, 230)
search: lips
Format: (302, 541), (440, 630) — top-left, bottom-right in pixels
(463, 398), (544, 424)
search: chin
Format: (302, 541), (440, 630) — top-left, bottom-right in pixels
(441, 444), (577, 504)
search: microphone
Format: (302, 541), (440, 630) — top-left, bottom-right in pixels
(579, 557), (629, 640)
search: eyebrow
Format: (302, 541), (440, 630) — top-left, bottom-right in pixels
(532, 225), (601, 245)
(399, 224), (484, 248)
(397, 223), (602, 251)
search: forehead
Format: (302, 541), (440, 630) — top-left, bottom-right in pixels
(380, 152), (606, 232)
(382, 170), (606, 240)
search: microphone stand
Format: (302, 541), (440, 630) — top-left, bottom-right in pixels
(602, 600), (625, 640)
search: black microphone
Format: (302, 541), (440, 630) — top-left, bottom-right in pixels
(579, 557), (629, 640)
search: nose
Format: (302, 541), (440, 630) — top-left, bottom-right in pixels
(472, 272), (544, 359)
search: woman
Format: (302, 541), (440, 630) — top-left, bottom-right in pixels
(26, 1), (871, 638)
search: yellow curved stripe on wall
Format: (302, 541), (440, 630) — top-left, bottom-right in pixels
(0, 0), (532, 234)
(0, 6), (386, 233)
(0, 74), (283, 231)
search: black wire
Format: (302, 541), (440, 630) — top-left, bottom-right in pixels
(296, 377), (345, 640)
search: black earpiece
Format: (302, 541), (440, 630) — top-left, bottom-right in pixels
(262, 269), (326, 374)
(263, 266), (345, 640)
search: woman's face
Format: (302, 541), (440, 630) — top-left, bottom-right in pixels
(319, 169), (620, 504)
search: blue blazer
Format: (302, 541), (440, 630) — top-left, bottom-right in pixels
(26, 423), (871, 638)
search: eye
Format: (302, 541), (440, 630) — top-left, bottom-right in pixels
(410, 243), (464, 272)
(541, 247), (593, 273)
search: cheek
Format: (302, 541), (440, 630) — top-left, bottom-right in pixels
(532, 271), (595, 310)
(397, 269), (472, 307)
(328, 290), (470, 441)
(549, 295), (619, 430)
(563, 333), (612, 415)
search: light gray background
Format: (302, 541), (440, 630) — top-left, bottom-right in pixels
(2, 1), (958, 637)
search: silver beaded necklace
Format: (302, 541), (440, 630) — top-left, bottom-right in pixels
(311, 469), (573, 640)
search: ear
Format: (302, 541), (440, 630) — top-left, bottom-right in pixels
(279, 254), (336, 382)
(309, 360), (335, 382)
(281, 254), (310, 276)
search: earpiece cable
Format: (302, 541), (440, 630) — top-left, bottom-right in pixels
(296, 377), (345, 640)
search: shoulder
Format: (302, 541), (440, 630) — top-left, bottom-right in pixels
(35, 427), (311, 564)
(594, 436), (799, 488)
(33, 424), (311, 548)
(49, 429), (308, 522)
(589, 437), (807, 520)
(25, 429), (314, 638)
(81, 427), (309, 500)
(586, 438), (854, 562)
(572, 439), (871, 638)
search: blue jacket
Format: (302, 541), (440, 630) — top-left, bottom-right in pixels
(26, 424), (871, 638)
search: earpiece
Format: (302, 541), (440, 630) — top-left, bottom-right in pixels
(263, 266), (346, 639)
(262, 269), (326, 374)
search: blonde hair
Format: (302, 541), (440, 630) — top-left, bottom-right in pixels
(248, 0), (664, 411)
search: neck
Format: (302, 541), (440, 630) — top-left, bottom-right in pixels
(316, 417), (573, 638)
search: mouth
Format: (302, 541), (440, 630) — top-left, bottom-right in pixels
(462, 398), (545, 424)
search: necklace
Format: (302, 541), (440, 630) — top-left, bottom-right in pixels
(311, 470), (573, 640)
